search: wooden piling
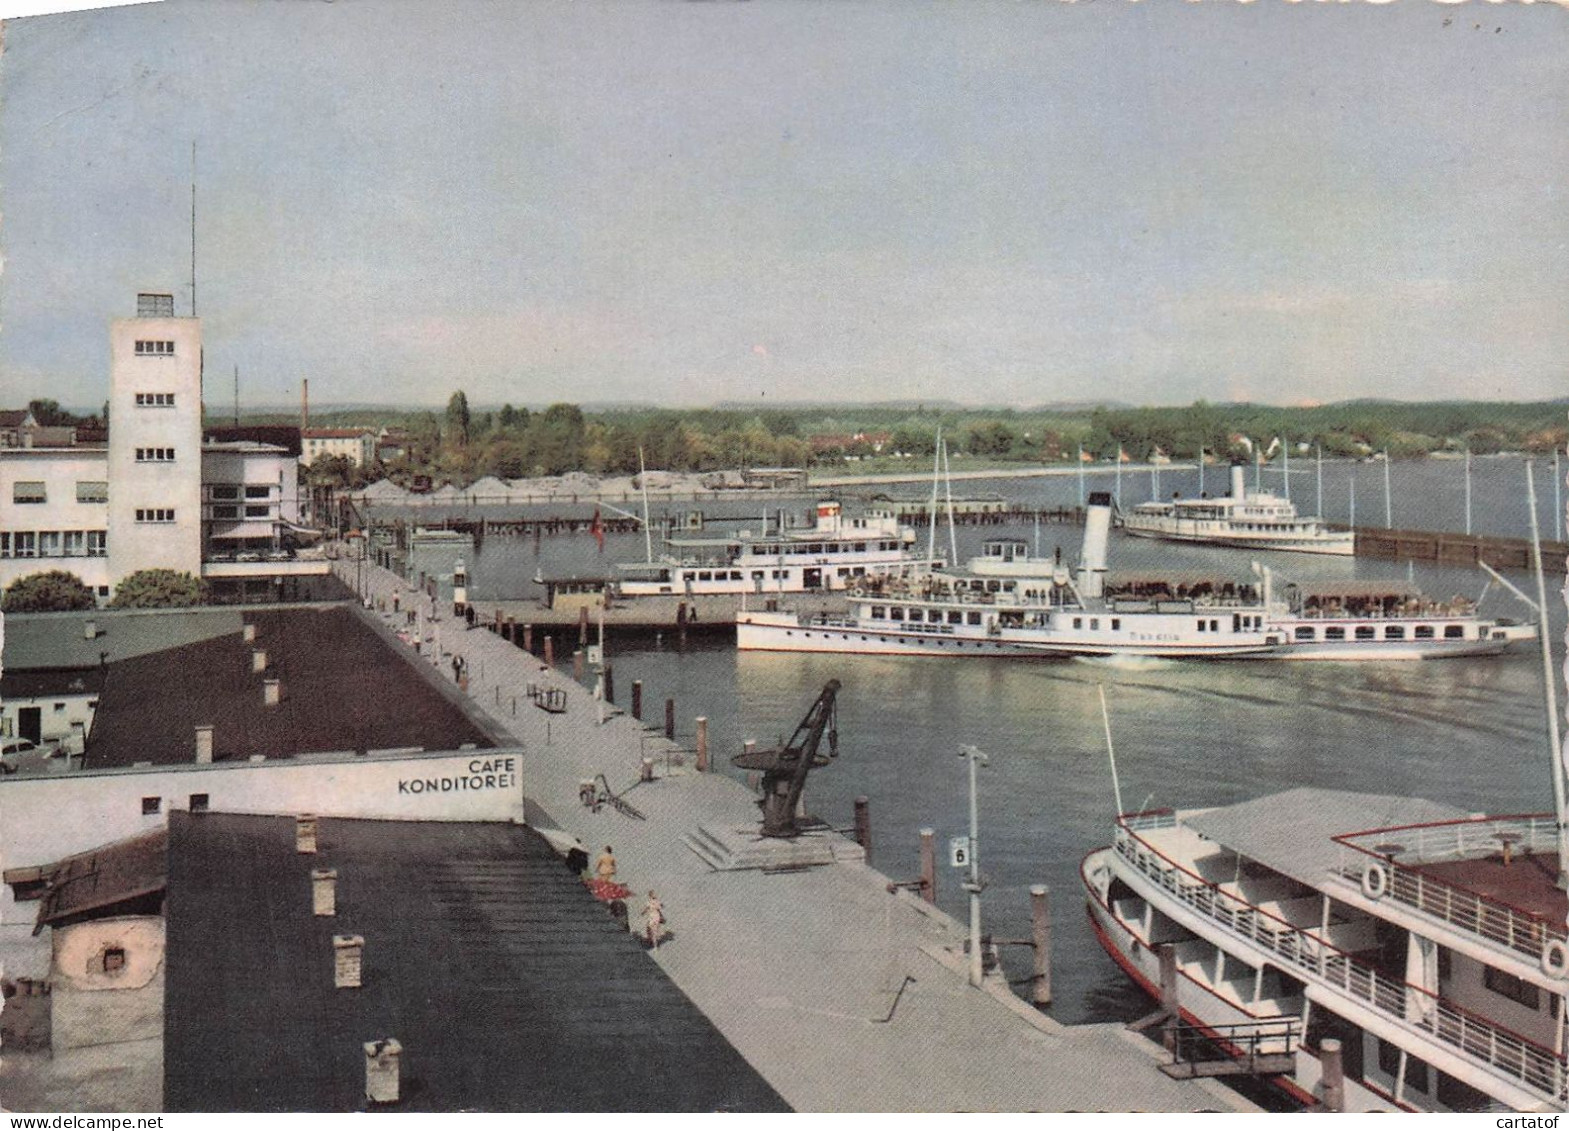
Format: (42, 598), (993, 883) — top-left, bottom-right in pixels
(665, 698), (675, 740)
(631, 680), (643, 720)
(572, 649), (585, 683)
(1158, 944), (1179, 1052)
(1030, 885), (1052, 1006)
(603, 662), (614, 704)
(696, 716), (709, 772)
(578, 606), (589, 645)
(919, 828), (936, 904)
(1320, 1039), (1344, 1113)
(853, 796), (871, 861)
(543, 636), (554, 668)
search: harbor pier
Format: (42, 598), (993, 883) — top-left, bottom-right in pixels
(337, 556), (1259, 1112)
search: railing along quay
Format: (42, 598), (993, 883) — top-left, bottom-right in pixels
(1113, 820), (1568, 1104)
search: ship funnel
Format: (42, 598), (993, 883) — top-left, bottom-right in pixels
(1230, 463), (1246, 500)
(1078, 492), (1112, 599)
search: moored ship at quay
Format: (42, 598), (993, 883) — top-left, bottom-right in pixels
(735, 493), (1535, 661)
(1123, 463), (1356, 556)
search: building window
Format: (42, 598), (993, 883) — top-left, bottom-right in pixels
(12, 532), (36, 558)
(210, 485), (239, 500)
(244, 485), (272, 499)
(102, 947), (127, 974)
(134, 393), (176, 407)
(141, 796), (161, 815)
(87, 531), (107, 556)
(135, 447), (175, 462)
(134, 340), (175, 356)
(76, 481), (109, 503)
(13, 481), (45, 504)
(62, 531), (85, 556)
(189, 793), (210, 813)
(135, 508), (175, 523)
(38, 531), (61, 557)
(212, 505), (239, 519)
(244, 505), (271, 518)
(1483, 966), (1540, 1010)
(97, 585), (109, 597)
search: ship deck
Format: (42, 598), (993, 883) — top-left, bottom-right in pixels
(1416, 851), (1567, 926)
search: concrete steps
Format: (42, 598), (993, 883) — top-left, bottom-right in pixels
(681, 822), (866, 872)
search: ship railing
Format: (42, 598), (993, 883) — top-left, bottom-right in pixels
(1114, 823), (1568, 1104)
(1332, 816), (1566, 962)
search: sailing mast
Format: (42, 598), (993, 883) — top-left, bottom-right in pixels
(1526, 462), (1568, 887)
(637, 447), (653, 562)
(927, 427), (943, 565)
(942, 435), (958, 568)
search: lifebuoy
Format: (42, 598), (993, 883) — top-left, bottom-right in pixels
(1361, 861), (1388, 901)
(1541, 939), (1569, 979)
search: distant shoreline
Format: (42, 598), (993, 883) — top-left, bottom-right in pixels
(810, 463), (1185, 487)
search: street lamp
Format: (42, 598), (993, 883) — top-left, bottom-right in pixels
(958, 743), (990, 988)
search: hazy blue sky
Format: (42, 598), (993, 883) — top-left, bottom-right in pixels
(1, 0), (1564, 410)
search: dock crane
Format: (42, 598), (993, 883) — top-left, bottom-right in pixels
(733, 679), (841, 838)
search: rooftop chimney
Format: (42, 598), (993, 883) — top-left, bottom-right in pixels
(263, 677), (281, 706)
(195, 725), (214, 765)
(334, 934), (364, 988)
(243, 623), (256, 643)
(296, 814), (318, 854)
(364, 1039), (401, 1105)
(252, 648), (268, 673)
(312, 869), (338, 917)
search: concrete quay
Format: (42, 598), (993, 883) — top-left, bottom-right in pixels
(339, 558), (1258, 1113)
(484, 592), (847, 633)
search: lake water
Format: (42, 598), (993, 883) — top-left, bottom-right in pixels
(408, 456), (1568, 1025)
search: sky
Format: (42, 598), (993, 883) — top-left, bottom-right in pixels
(0, 0), (1565, 412)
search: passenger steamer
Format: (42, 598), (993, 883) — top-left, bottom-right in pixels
(616, 500), (941, 598)
(1081, 789), (1569, 1111)
(735, 494), (1532, 660)
(1123, 463), (1355, 556)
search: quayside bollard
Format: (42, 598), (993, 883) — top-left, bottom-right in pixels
(523, 624), (534, 653)
(665, 698), (676, 740)
(579, 606), (589, 645)
(631, 680), (643, 721)
(919, 828), (936, 904)
(1320, 1039), (1345, 1113)
(1030, 885), (1052, 1006)
(854, 796), (871, 861)
(696, 716), (709, 772)
(543, 636), (555, 668)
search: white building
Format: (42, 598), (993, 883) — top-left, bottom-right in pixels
(301, 427), (375, 467)
(0, 293), (330, 604)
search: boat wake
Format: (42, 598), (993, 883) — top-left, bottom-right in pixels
(1071, 653), (1179, 672)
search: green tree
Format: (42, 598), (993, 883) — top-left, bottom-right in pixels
(110, 569), (208, 609)
(2, 569), (97, 612)
(445, 391), (471, 447)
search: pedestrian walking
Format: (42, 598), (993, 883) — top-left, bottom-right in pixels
(594, 845), (617, 882)
(641, 891), (665, 949)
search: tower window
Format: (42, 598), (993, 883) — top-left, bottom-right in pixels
(135, 340), (176, 356)
(134, 393), (176, 407)
(135, 508), (175, 523)
(135, 448), (176, 462)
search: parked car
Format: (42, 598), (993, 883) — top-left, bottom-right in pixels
(0, 739), (38, 774)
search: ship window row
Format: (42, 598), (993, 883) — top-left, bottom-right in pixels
(1194, 619), (1221, 632)
(693, 570), (745, 582)
(749, 541), (890, 555)
(135, 447), (176, 462)
(1071, 617), (1119, 630)
(134, 392), (176, 407)
(0, 530), (107, 558)
(134, 339), (176, 356)
(1232, 614), (1262, 631)
(1293, 624), (1462, 642)
(868, 605), (982, 626)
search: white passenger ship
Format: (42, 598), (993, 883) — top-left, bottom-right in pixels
(615, 500), (941, 598)
(1123, 463), (1355, 556)
(735, 494), (1533, 660)
(1082, 788), (1569, 1111)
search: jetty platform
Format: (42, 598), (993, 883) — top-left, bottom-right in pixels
(483, 593), (845, 633)
(338, 558), (1259, 1112)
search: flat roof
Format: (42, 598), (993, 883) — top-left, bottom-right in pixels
(84, 606), (496, 768)
(3, 608), (246, 671)
(163, 812), (788, 1112)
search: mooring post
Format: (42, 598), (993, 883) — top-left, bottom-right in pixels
(695, 716), (709, 772)
(1030, 884), (1052, 1006)
(523, 623), (533, 653)
(572, 649), (585, 683)
(543, 636), (555, 668)
(1320, 1039), (1344, 1113)
(919, 828), (936, 904)
(603, 662), (614, 705)
(854, 796), (871, 861)
(631, 680), (643, 721)
(1158, 944), (1179, 1052)
(665, 698), (675, 740)
(578, 606), (589, 645)
(501, 615), (513, 642)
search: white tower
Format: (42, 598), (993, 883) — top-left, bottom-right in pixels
(106, 293), (203, 590)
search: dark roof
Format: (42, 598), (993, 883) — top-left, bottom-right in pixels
(0, 409), (31, 428)
(0, 666), (105, 700)
(85, 607), (497, 768)
(33, 828), (168, 933)
(203, 425), (303, 456)
(163, 812), (788, 1113)
(2, 608), (245, 671)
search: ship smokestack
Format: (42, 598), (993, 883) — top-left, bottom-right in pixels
(1078, 492), (1112, 599)
(1230, 462), (1246, 500)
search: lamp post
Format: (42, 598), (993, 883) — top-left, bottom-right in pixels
(958, 743), (990, 988)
